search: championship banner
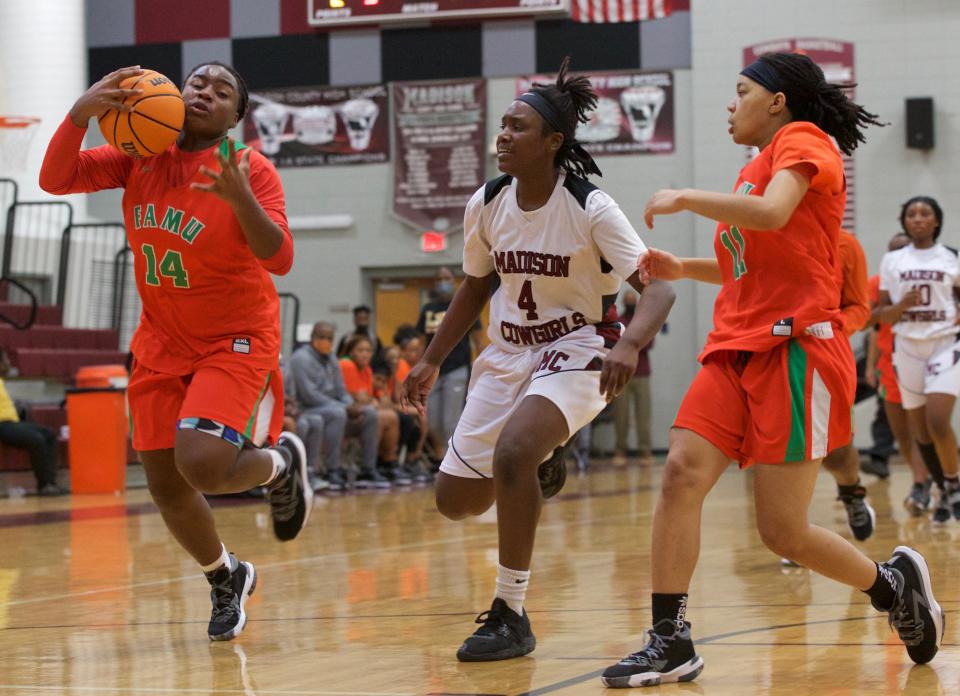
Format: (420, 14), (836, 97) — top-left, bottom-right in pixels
(516, 71), (674, 156)
(743, 39), (855, 230)
(392, 79), (486, 232)
(244, 84), (389, 167)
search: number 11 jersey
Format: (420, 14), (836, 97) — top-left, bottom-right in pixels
(462, 172), (647, 353)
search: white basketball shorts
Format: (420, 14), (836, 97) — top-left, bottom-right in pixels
(893, 333), (960, 410)
(439, 325), (614, 479)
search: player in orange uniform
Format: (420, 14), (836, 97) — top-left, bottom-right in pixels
(865, 232), (933, 514)
(601, 53), (942, 689)
(39, 63), (312, 641)
(819, 230), (875, 541)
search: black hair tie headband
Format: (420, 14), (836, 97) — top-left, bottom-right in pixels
(740, 59), (783, 94)
(517, 91), (603, 177)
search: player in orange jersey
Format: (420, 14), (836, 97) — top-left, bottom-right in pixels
(818, 230), (876, 541)
(865, 232), (934, 514)
(39, 63), (312, 641)
(601, 53), (942, 689)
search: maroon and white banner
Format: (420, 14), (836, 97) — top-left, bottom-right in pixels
(516, 71), (674, 156)
(244, 84), (389, 167)
(393, 79), (486, 232)
(743, 39), (856, 230)
(570, 0), (672, 23)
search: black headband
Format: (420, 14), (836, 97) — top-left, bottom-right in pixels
(517, 91), (566, 134)
(516, 90), (603, 178)
(741, 59), (783, 94)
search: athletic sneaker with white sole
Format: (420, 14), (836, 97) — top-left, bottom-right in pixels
(266, 432), (313, 541)
(206, 556), (257, 641)
(601, 619), (704, 688)
(877, 546), (944, 665)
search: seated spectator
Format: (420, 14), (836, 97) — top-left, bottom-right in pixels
(340, 335), (408, 485)
(0, 349), (66, 496)
(336, 304), (384, 360)
(281, 365), (329, 492)
(380, 348), (430, 482)
(288, 322), (389, 491)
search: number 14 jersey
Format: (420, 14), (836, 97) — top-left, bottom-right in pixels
(463, 172), (647, 353)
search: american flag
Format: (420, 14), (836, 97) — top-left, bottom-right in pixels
(569, 0), (672, 23)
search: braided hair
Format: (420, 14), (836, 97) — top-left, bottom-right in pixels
(899, 195), (943, 241)
(529, 56), (602, 178)
(184, 61), (250, 120)
(756, 52), (884, 155)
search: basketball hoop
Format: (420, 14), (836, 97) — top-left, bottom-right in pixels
(0, 116), (41, 174)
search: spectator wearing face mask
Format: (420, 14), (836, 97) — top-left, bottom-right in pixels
(415, 267), (482, 461)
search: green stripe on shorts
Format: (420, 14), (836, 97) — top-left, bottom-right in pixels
(243, 372), (271, 439)
(785, 339), (807, 462)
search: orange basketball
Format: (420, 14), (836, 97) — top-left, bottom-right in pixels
(98, 69), (185, 158)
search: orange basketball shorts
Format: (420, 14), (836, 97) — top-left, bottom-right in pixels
(127, 356), (284, 452)
(675, 332), (855, 467)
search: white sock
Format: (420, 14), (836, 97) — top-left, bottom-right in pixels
(262, 448), (287, 487)
(494, 563), (530, 616)
(201, 544), (234, 574)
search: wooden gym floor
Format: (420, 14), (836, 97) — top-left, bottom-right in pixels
(0, 457), (956, 695)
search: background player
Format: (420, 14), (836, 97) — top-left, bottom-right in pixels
(402, 58), (674, 662)
(601, 53), (942, 688)
(876, 196), (960, 523)
(39, 63), (312, 641)
(865, 232), (932, 513)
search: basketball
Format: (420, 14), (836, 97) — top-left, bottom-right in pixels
(98, 69), (184, 158)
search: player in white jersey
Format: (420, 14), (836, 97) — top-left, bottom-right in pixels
(402, 58), (675, 662)
(877, 196), (960, 522)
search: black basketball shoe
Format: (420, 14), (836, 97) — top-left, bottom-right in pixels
(266, 432), (313, 541)
(205, 556), (257, 641)
(456, 598), (536, 662)
(601, 620), (704, 688)
(838, 486), (875, 541)
(538, 440), (571, 499)
(875, 546), (944, 665)
(931, 486), (951, 525)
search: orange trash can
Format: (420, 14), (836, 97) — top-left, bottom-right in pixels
(68, 363), (129, 495)
(76, 364), (129, 389)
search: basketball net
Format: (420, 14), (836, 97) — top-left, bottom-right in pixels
(0, 116), (41, 174)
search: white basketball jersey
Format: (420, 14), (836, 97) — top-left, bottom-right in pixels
(463, 172), (647, 353)
(879, 243), (960, 340)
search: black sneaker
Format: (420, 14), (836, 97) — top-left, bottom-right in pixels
(355, 468), (392, 489)
(903, 480), (932, 517)
(601, 619), (704, 688)
(205, 556), (257, 641)
(326, 469), (349, 492)
(877, 546), (944, 665)
(860, 456), (890, 479)
(380, 463), (412, 486)
(456, 597), (536, 662)
(404, 458), (432, 483)
(539, 440), (571, 499)
(931, 486), (950, 524)
(947, 484), (960, 520)
(265, 432), (313, 541)
(839, 486), (875, 541)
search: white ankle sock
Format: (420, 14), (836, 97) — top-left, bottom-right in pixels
(262, 448), (287, 486)
(201, 544), (234, 574)
(495, 563), (530, 616)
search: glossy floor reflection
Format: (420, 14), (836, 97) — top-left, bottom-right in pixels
(0, 458), (956, 694)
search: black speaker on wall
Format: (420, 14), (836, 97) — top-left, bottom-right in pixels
(906, 97), (934, 149)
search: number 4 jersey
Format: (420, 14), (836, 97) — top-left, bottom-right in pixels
(704, 121), (846, 361)
(39, 115), (292, 376)
(463, 172), (647, 353)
